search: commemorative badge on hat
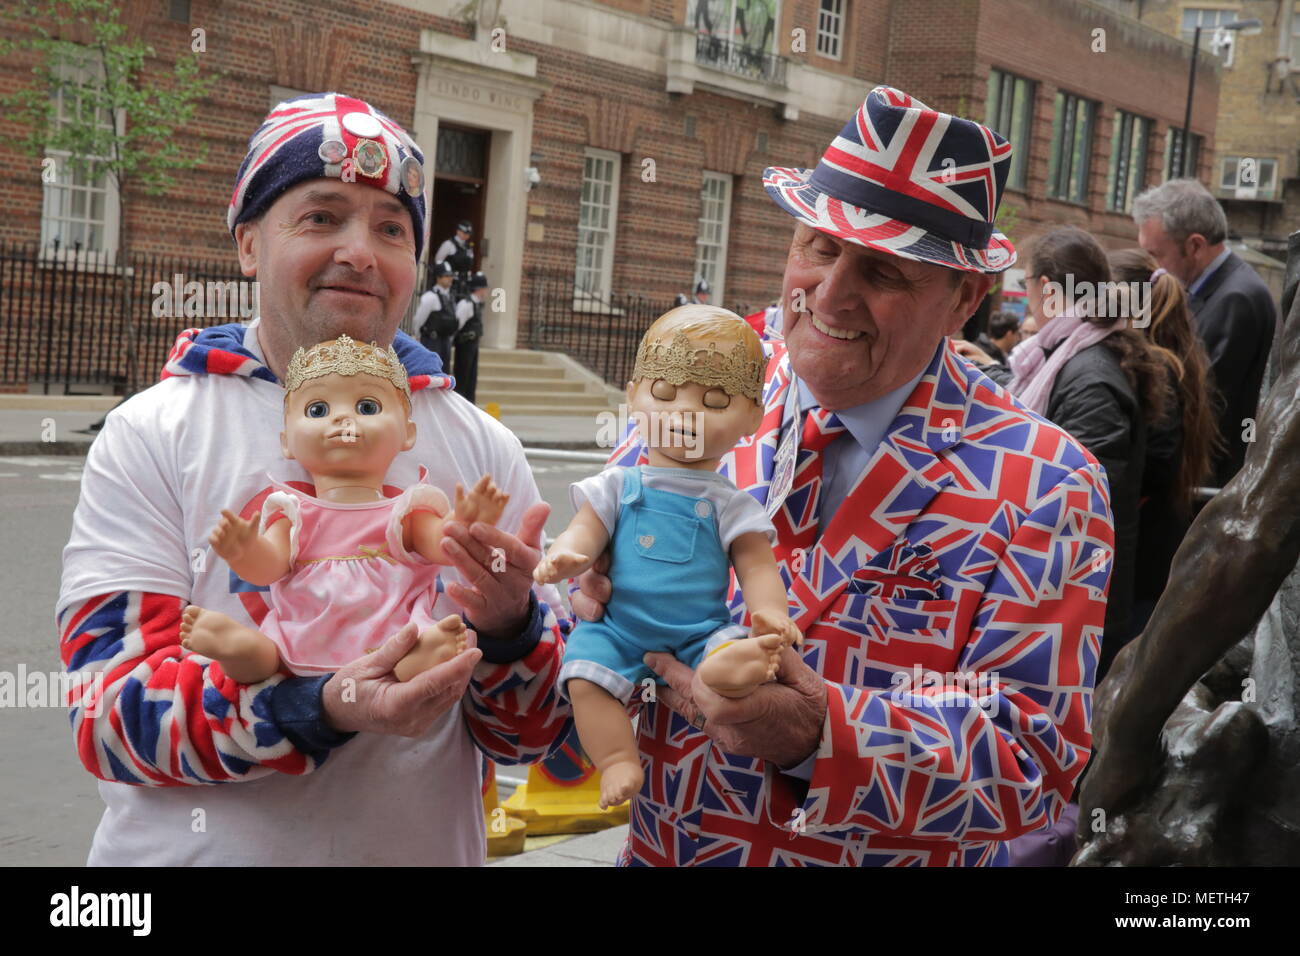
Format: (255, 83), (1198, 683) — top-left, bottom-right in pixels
(764, 86), (1016, 273)
(228, 92), (430, 259)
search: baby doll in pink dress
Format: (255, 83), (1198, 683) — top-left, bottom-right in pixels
(180, 335), (507, 683)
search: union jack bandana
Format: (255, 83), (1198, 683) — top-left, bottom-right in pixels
(764, 85), (1016, 273)
(160, 322), (454, 392)
(228, 92), (429, 259)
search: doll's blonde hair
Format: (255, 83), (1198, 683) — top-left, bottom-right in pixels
(631, 305), (766, 402)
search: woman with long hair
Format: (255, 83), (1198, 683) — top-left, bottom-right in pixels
(1108, 248), (1221, 636)
(959, 226), (1170, 682)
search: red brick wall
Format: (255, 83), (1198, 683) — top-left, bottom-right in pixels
(1, 0), (1224, 389)
(969, 0), (1220, 253)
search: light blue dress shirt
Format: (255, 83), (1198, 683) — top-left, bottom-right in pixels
(1187, 246), (1232, 299)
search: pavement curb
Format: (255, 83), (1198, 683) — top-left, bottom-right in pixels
(0, 440), (94, 456)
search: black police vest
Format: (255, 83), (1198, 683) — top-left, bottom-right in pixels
(420, 288), (458, 344)
(445, 239), (474, 275)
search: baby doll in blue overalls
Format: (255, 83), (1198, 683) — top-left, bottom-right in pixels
(534, 306), (802, 809)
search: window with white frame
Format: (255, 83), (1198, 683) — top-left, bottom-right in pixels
(694, 172), (732, 304)
(40, 51), (122, 260)
(1181, 7), (1241, 65)
(817, 0), (846, 59)
(1219, 155), (1278, 199)
(576, 148), (620, 298)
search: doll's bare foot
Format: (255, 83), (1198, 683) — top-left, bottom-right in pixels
(598, 760), (643, 810)
(180, 605), (281, 683)
(393, 614), (468, 681)
(698, 634), (785, 699)
(532, 549), (591, 585)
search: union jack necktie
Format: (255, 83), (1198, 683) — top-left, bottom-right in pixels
(772, 406), (847, 570)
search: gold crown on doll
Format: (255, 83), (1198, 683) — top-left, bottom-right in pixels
(283, 335), (411, 399)
(632, 330), (765, 403)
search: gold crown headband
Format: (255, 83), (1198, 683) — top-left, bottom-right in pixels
(283, 335), (411, 399)
(632, 330), (765, 403)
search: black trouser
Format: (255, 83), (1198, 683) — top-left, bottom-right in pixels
(453, 337), (479, 404)
(423, 334), (453, 374)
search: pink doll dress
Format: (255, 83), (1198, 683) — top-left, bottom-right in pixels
(257, 468), (450, 676)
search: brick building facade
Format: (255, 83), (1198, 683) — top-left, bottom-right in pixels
(1, 0), (1220, 391)
(1098, 0), (1298, 264)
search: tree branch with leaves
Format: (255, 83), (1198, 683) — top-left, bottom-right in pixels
(0, 0), (216, 393)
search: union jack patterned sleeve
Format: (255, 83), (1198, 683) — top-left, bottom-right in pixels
(459, 430), (574, 766)
(462, 591), (573, 766)
(59, 591), (317, 785)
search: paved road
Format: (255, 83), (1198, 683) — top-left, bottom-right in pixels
(0, 453), (604, 866)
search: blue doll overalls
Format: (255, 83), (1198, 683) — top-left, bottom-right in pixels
(559, 466), (739, 703)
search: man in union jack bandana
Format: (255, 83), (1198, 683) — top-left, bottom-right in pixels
(579, 86), (1117, 866)
(57, 93), (571, 865)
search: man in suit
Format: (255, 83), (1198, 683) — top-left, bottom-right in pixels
(575, 87), (1116, 866)
(1133, 179), (1277, 488)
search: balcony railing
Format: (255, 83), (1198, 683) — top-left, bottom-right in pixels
(694, 34), (787, 86)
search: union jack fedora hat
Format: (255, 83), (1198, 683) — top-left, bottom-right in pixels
(764, 86), (1017, 273)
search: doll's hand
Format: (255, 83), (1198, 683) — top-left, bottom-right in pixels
(571, 551), (612, 622)
(210, 509), (261, 564)
(452, 481), (479, 524)
(463, 475), (510, 527)
(453, 475), (508, 525)
(532, 548), (591, 585)
(750, 609), (802, 647)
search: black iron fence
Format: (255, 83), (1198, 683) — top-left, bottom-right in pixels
(0, 241), (249, 393)
(522, 266), (762, 387)
(694, 34), (788, 86)
(524, 268), (673, 388)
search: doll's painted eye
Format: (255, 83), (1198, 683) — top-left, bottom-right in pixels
(356, 398), (382, 415)
(306, 401), (330, 418)
(650, 379), (676, 401)
(702, 389), (731, 409)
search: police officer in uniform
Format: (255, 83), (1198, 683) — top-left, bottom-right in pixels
(690, 279), (711, 305)
(412, 259), (459, 370)
(435, 219), (475, 294)
(452, 271), (489, 404)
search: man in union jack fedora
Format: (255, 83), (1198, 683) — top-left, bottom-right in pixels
(582, 86), (1117, 865)
(57, 92), (571, 865)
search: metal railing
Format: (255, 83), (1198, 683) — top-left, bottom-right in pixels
(0, 241), (248, 393)
(694, 33), (788, 86)
(523, 267), (673, 387)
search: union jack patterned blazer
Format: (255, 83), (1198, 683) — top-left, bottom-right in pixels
(607, 337), (1114, 866)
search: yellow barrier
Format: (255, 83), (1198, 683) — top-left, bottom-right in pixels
(483, 761), (527, 856)
(501, 733), (629, 835)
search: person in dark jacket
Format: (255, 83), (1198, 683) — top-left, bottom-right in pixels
(452, 272), (488, 404)
(1108, 249), (1220, 638)
(957, 227), (1169, 682)
(412, 259), (458, 370)
(974, 309), (1021, 364)
(1132, 179), (1277, 489)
